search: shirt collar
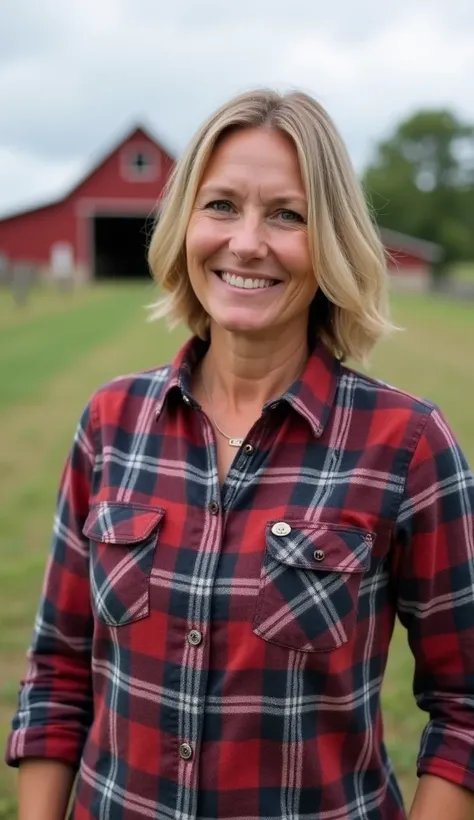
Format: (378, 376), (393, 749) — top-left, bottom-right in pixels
(154, 336), (207, 420)
(155, 336), (341, 438)
(267, 339), (341, 438)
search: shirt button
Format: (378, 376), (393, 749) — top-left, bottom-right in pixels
(209, 500), (220, 515)
(179, 742), (193, 760)
(243, 443), (254, 455)
(271, 521), (292, 537)
(313, 549), (325, 562)
(187, 629), (202, 647)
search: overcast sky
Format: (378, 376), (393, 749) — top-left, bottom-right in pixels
(1, 0), (474, 216)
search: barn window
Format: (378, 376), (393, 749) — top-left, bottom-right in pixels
(121, 146), (159, 182)
(130, 151), (152, 174)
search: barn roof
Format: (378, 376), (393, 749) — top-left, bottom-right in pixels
(379, 227), (442, 262)
(0, 122), (176, 223)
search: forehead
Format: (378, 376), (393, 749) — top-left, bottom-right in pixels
(200, 127), (305, 191)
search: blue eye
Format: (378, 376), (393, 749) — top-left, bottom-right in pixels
(278, 209), (305, 223)
(206, 200), (234, 213)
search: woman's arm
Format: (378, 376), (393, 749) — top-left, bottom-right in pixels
(409, 775), (474, 820)
(5, 400), (97, 791)
(393, 407), (474, 800)
(18, 759), (76, 820)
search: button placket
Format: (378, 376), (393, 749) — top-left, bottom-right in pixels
(187, 629), (203, 647)
(179, 742), (193, 761)
(171, 416), (224, 798)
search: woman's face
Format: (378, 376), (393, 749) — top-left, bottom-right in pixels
(185, 127), (318, 339)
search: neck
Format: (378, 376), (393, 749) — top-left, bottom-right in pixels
(199, 322), (309, 412)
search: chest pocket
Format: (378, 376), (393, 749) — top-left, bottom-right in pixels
(253, 521), (374, 652)
(83, 502), (165, 627)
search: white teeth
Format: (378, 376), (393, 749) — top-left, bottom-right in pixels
(220, 272), (275, 290)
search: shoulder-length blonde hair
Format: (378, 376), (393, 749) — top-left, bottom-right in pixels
(148, 88), (394, 362)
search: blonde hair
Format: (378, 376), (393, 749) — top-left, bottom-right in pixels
(148, 88), (394, 362)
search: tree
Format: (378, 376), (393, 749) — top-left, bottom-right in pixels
(363, 109), (474, 273)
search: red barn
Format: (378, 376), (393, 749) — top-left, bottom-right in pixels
(0, 125), (442, 290)
(380, 228), (442, 291)
(0, 124), (174, 283)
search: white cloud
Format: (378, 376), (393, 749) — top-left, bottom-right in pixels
(280, 9), (474, 164)
(0, 147), (82, 215)
(1, 0), (473, 215)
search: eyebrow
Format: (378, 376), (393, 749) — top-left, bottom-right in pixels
(197, 184), (307, 209)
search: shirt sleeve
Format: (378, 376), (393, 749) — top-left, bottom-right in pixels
(394, 406), (474, 792)
(5, 399), (97, 769)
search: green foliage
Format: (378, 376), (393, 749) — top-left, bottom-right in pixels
(363, 108), (474, 271)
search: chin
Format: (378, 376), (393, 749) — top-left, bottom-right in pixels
(210, 309), (273, 336)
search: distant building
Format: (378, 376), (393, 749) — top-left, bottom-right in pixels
(0, 124), (174, 283)
(380, 228), (442, 291)
(0, 125), (442, 289)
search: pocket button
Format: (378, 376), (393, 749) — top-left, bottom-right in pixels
(313, 549), (325, 562)
(271, 522), (292, 537)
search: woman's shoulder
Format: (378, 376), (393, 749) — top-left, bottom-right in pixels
(338, 365), (469, 476)
(96, 363), (173, 396)
(340, 362), (437, 418)
(86, 363), (174, 429)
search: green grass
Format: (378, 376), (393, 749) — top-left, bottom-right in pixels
(0, 283), (473, 815)
(451, 261), (474, 283)
(0, 283), (157, 409)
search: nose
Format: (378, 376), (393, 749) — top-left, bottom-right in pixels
(228, 215), (268, 262)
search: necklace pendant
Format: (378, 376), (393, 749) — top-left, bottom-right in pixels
(229, 437), (244, 448)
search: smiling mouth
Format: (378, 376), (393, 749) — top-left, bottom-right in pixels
(215, 271), (279, 290)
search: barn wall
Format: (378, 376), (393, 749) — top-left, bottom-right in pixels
(0, 200), (75, 268)
(385, 245), (431, 292)
(385, 246), (430, 271)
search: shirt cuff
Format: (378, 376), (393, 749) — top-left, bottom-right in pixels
(5, 725), (84, 769)
(418, 755), (474, 794)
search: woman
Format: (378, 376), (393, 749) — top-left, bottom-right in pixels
(6, 89), (474, 820)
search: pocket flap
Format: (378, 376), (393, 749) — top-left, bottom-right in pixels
(83, 502), (165, 545)
(266, 521), (374, 574)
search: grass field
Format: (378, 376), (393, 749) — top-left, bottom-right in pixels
(452, 261), (474, 283)
(0, 282), (473, 818)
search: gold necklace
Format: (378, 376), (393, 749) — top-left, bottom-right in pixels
(201, 374), (244, 448)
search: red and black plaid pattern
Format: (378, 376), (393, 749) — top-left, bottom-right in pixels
(6, 337), (474, 820)
(254, 521), (373, 652)
(85, 502), (165, 626)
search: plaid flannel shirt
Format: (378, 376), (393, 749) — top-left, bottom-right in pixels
(6, 337), (474, 820)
